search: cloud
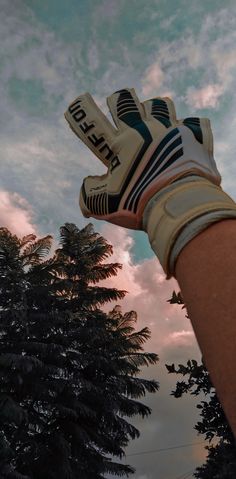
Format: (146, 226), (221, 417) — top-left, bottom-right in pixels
(0, 2), (76, 105)
(99, 224), (142, 297)
(0, 190), (37, 237)
(3, 4), (235, 251)
(185, 84), (224, 109)
(212, 48), (236, 86)
(166, 330), (195, 346)
(160, 15), (177, 30)
(88, 42), (99, 72)
(0, 0), (107, 236)
(100, 223), (199, 357)
(141, 8), (236, 109)
(141, 63), (165, 96)
(93, 0), (123, 20)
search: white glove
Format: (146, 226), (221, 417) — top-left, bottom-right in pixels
(65, 88), (236, 279)
(64, 88), (221, 230)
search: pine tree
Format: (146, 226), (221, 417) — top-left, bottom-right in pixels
(0, 224), (159, 478)
(166, 289), (236, 478)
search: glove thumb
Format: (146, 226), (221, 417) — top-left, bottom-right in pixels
(79, 174), (108, 218)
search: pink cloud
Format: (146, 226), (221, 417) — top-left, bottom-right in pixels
(185, 84), (224, 109)
(141, 63), (165, 97)
(0, 190), (37, 238)
(166, 330), (195, 346)
(100, 223), (199, 357)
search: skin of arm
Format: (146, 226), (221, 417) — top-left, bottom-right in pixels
(175, 218), (236, 439)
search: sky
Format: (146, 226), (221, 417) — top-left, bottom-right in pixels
(1, 0), (236, 477)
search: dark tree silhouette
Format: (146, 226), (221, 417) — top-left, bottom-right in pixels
(166, 289), (236, 478)
(0, 223), (159, 478)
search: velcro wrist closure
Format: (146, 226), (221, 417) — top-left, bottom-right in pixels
(145, 177), (236, 279)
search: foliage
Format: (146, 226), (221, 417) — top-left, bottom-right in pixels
(0, 223), (159, 478)
(166, 289), (236, 478)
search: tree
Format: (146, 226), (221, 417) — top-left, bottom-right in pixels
(166, 290), (236, 478)
(0, 223), (159, 478)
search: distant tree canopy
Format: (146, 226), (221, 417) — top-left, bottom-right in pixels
(166, 290), (236, 479)
(0, 223), (159, 479)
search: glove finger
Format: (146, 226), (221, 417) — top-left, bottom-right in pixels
(107, 88), (145, 130)
(79, 173), (108, 219)
(179, 117), (213, 152)
(142, 97), (177, 127)
(65, 93), (118, 167)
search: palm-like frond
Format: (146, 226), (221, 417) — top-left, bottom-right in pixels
(124, 327), (152, 345)
(0, 228), (21, 270)
(26, 256), (56, 275)
(121, 352), (158, 369)
(117, 395), (152, 418)
(21, 235), (53, 266)
(0, 353), (44, 373)
(83, 263), (122, 283)
(108, 375), (159, 398)
(116, 310), (137, 329)
(58, 223), (114, 263)
(19, 234), (37, 249)
(103, 459), (135, 476)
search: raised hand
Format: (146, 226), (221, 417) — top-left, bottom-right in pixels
(65, 88), (221, 230)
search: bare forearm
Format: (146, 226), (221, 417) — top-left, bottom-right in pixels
(174, 218), (236, 438)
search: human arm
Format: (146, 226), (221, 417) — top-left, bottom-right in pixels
(65, 88), (236, 439)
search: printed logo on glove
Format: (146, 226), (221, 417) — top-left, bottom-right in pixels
(65, 88), (221, 230)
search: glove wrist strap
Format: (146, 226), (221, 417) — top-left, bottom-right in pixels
(143, 177), (236, 280)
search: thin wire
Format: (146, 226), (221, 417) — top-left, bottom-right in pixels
(126, 441), (205, 457)
(172, 468), (196, 479)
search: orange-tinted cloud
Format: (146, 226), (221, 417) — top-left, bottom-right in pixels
(100, 223), (200, 358)
(186, 84), (224, 109)
(0, 190), (37, 237)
